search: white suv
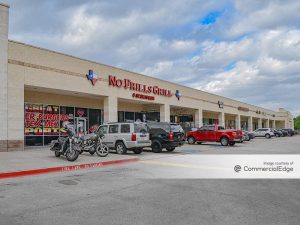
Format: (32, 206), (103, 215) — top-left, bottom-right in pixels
(97, 122), (151, 154)
(253, 128), (275, 139)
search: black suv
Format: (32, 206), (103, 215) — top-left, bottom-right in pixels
(146, 122), (181, 153)
(170, 123), (185, 146)
(282, 128), (295, 136)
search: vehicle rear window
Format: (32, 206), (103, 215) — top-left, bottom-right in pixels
(121, 124), (131, 133)
(147, 123), (170, 132)
(134, 123), (148, 133)
(170, 124), (184, 132)
(218, 126), (225, 130)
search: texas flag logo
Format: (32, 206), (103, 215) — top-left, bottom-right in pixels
(86, 69), (99, 86)
(175, 90), (182, 100)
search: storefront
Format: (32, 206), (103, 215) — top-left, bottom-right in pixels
(24, 103), (102, 146)
(0, 4), (294, 151)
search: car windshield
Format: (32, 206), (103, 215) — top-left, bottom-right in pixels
(170, 124), (184, 132)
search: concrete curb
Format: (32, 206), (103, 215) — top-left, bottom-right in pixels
(0, 157), (139, 180)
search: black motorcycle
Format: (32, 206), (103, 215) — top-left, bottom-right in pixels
(78, 132), (109, 157)
(50, 125), (81, 161)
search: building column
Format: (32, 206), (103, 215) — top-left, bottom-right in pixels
(103, 96), (118, 123)
(248, 117), (253, 132)
(273, 120), (276, 129)
(235, 114), (241, 130)
(266, 119), (270, 128)
(160, 104), (170, 122)
(258, 118), (262, 128)
(0, 4), (9, 152)
(218, 112), (225, 127)
(194, 109), (203, 128)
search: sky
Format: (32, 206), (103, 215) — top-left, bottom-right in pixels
(4, 0), (300, 116)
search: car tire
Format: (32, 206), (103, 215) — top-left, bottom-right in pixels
(187, 136), (195, 145)
(133, 148), (143, 154)
(54, 151), (61, 157)
(151, 140), (162, 153)
(166, 147), (175, 152)
(116, 141), (127, 154)
(220, 137), (229, 146)
(265, 133), (271, 139)
(229, 142), (235, 146)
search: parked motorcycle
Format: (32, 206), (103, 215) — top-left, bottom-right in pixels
(50, 125), (81, 161)
(77, 131), (109, 157)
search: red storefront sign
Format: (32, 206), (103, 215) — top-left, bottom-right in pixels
(108, 75), (172, 98)
(132, 93), (155, 101)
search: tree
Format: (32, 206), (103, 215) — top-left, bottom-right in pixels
(294, 116), (300, 129)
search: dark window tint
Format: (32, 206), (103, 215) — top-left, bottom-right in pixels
(125, 112), (134, 122)
(44, 136), (59, 145)
(118, 111), (125, 122)
(25, 136), (43, 146)
(147, 123), (170, 132)
(121, 124), (131, 133)
(109, 125), (119, 133)
(98, 125), (108, 134)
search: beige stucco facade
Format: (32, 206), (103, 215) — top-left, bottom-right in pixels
(0, 4), (294, 151)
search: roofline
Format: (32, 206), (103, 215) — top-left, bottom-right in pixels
(8, 39), (290, 115)
(0, 2), (9, 8)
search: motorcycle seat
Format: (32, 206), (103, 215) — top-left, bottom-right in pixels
(80, 133), (95, 141)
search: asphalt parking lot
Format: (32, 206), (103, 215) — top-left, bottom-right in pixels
(177, 135), (300, 154)
(0, 135), (299, 225)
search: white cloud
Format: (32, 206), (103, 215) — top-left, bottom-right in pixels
(5, 0), (300, 115)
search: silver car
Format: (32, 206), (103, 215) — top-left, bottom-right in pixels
(97, 122), (151, 154)
(253, 128), (275, 139)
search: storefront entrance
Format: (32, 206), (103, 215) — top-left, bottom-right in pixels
(24, 103), (102, 146)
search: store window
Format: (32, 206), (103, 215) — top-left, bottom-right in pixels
(60, 106), (74, 136)
(89, 109), (101, 133)
(24, 103), (102, 147)
(125, 112), (134, 122)
(118, 111), (125, 122)
(24, 103), (43, 146)
(203, 118), (218, 125)
(146, 112), (160, 122)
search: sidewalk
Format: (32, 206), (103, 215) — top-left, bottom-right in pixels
(0, 148), (139, 179)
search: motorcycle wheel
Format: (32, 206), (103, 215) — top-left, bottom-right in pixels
(96, 145), (109, 157)
(54, 151), (61, 157)
(65, 147), (80, 162)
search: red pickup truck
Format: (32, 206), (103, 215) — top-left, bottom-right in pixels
(186, 125), (242, 146)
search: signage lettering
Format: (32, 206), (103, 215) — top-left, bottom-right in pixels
(109, 75), (172, 97)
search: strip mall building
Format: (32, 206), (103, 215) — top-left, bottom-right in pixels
(0, 4), (294, 151)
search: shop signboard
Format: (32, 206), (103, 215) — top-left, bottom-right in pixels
(24, 103), (43, 136)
